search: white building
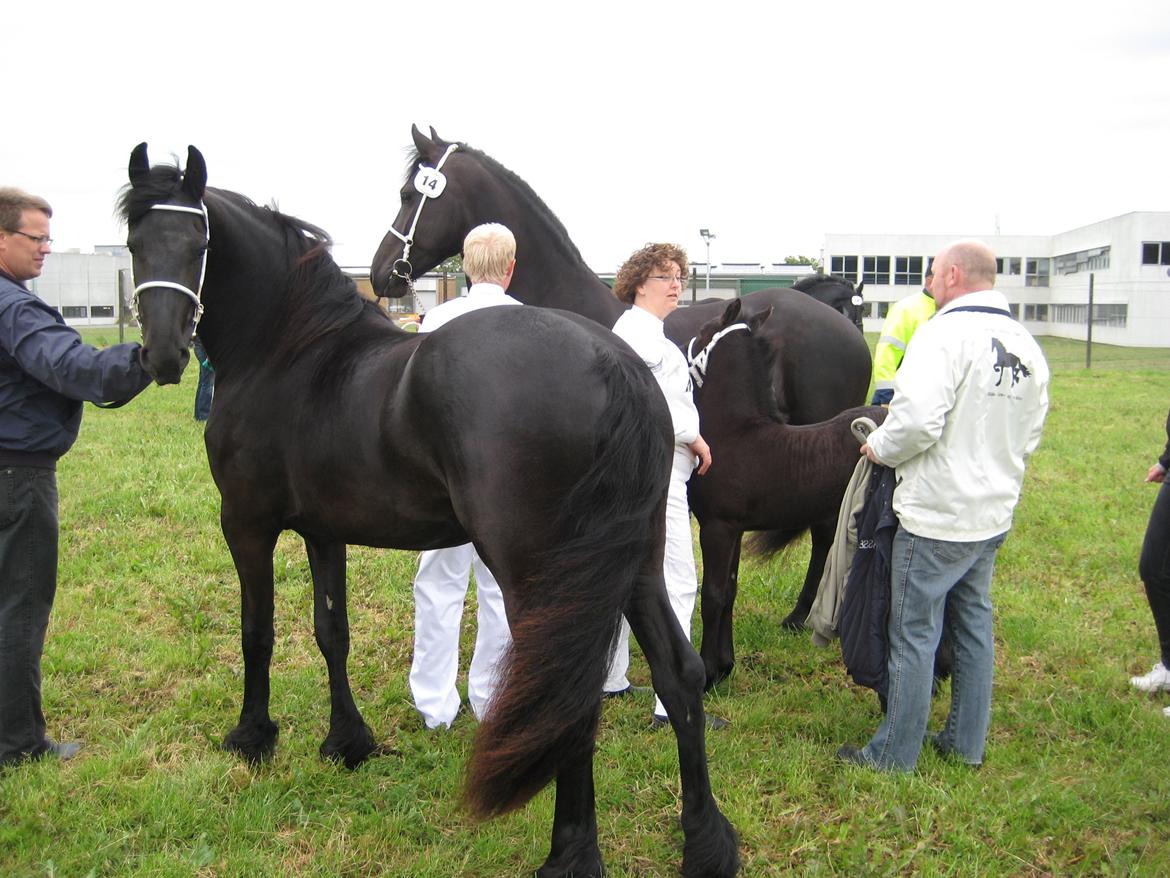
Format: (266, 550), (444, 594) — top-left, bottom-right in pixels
(825, 212), (1170, 347)
(27, 247), (131, 327)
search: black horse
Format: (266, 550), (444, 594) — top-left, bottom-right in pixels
(119, 144), (737, 878)
(685, 299), (887, 687)
(370, 125), (871, 428)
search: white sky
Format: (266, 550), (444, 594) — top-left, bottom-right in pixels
(7, 0), (1169, 271)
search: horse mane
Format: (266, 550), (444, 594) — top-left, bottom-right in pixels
(791, 273), (851, 292)
(120, 163), (384, 366)
(744, 331), (784, 420)
(405, 141), (589, 266)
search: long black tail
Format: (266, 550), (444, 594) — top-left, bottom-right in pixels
(744, 525), (808, 558)
(463, 349), (671, 818)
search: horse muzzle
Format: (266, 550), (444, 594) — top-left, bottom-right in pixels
(140, 343), (190, 386)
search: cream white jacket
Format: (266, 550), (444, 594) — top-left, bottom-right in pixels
(612, 304), (700, 449)
(866, 290), (1050, 541)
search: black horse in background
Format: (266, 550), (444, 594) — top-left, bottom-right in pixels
(119, 143), (737, 878)
(370, 125), (871, 428)
(791, 273), (865, 331)
(684, 299), (887, 688)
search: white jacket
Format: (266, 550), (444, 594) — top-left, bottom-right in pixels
(866, 290), (1050, 541)
(612, 305), (700, 449)
(419, 283), (522, 333)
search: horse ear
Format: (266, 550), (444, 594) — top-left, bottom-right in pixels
(182, 146), (207, 200)
(129, 142), (151, 187)
(749, 305), (773, 333)
(412, 124), (434, 156)
(855, 281), (865, 296)
(429, 126), (442, 143)
(721, 298), (742, 327)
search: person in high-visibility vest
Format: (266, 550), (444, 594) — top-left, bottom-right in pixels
(870, 271), (937, 405)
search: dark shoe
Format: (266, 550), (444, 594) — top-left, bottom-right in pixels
(45, 739), (82, 761)
(836, 744), (869, 767)
(603, 686), (633, 699)
(650, 713), (729, 731)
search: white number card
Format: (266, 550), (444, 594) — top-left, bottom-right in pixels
(413, 166), (448, 199)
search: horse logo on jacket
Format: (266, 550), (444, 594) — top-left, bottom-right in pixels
(991, 337), (1031, 387)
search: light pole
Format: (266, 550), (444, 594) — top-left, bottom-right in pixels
(699, 228), (715, 290)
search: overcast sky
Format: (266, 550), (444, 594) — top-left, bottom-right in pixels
(7, 1), (1168, 271)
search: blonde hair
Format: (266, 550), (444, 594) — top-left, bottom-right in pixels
(462, 223), (516, 283)
(0, 187), (52, 232)
(612, 243), (688, 305)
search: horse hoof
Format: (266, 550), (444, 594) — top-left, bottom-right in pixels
(223, 719), (278, 764)
(780, 611), (807, 632)
(320, 723), (383, 769)
(704, 667), (731, 692)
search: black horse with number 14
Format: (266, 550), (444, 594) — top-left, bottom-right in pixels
(119, 143), (737, 878)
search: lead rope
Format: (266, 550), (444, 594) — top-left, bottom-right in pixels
(387, 143), (460, 295)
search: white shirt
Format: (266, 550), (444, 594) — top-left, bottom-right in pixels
(866, 289), (1050, 541)
(611, 304), (700, 448)
(419, 282), (522, 333)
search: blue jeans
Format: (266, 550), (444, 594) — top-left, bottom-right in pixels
(0, 466), (59, 765)
(861, 528), (1005, 771)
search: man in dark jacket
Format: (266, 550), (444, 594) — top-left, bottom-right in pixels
(0, 187), (152, 768)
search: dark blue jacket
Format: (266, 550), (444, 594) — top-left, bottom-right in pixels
(839, 463), (898, 699)
(0, 271), (151, 464)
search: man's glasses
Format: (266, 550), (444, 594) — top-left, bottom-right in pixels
(648, 275), (684, 285)
(9, 230), (53, 246)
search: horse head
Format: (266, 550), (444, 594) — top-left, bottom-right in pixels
(686, 299), (773, 392)
(792, 274), (865, 331)
(370, 125), (475, 299)
(121, 142), (208, 385)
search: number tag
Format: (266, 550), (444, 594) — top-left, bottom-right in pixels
(413, 166), (448, 199)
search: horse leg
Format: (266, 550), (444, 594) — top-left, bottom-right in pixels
(697, 521), (741, 690)
(628, 572), (740, 878)
(305, 538), (381, 769)
(537, 742), (603, 878)
(781, 519), (833, 631)
(221, 526), (281, 763)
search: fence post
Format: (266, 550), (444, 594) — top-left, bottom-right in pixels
(1085, 272), (1094, 369)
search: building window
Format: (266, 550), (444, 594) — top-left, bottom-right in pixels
(1008, 303), (1020, 319)
(1055, 246), (1110, 275)
(61, 306), (88, 318)
(91, 305), (115, 318)
(893, 256), (924, 286)
(830, 255), (859, 282)
(1025, 258), (1050, 287)
(1141, 241), (1170, 265)
(996, 257), (1022, 276)
(862, 256), (890, 285)
(1049, 303), (1128, 328)
(1023, 304), (1049, 322)
(875, 301), (890, 319)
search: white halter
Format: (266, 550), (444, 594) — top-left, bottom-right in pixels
(686, 322), (751, 389)
(386, 143), (459, 294)
(132, 202), (209, 330)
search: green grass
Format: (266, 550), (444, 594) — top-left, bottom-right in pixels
(2, 333), (1169, 876)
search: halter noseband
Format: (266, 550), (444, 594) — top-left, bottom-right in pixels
(386, 143), (459, 295)
(686, 322), (751, 389)
(132, 202), (209, 331)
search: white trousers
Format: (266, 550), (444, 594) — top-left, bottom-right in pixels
(409, 543), (511, 729)
(604, 446), (698, 717)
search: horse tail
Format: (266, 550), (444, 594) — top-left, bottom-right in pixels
(745, 526), (808, 558)
(463, 347), (669, 818)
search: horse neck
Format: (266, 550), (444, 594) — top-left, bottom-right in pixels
(468, 160), (623, 327)
(695, 340), (780, 433)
